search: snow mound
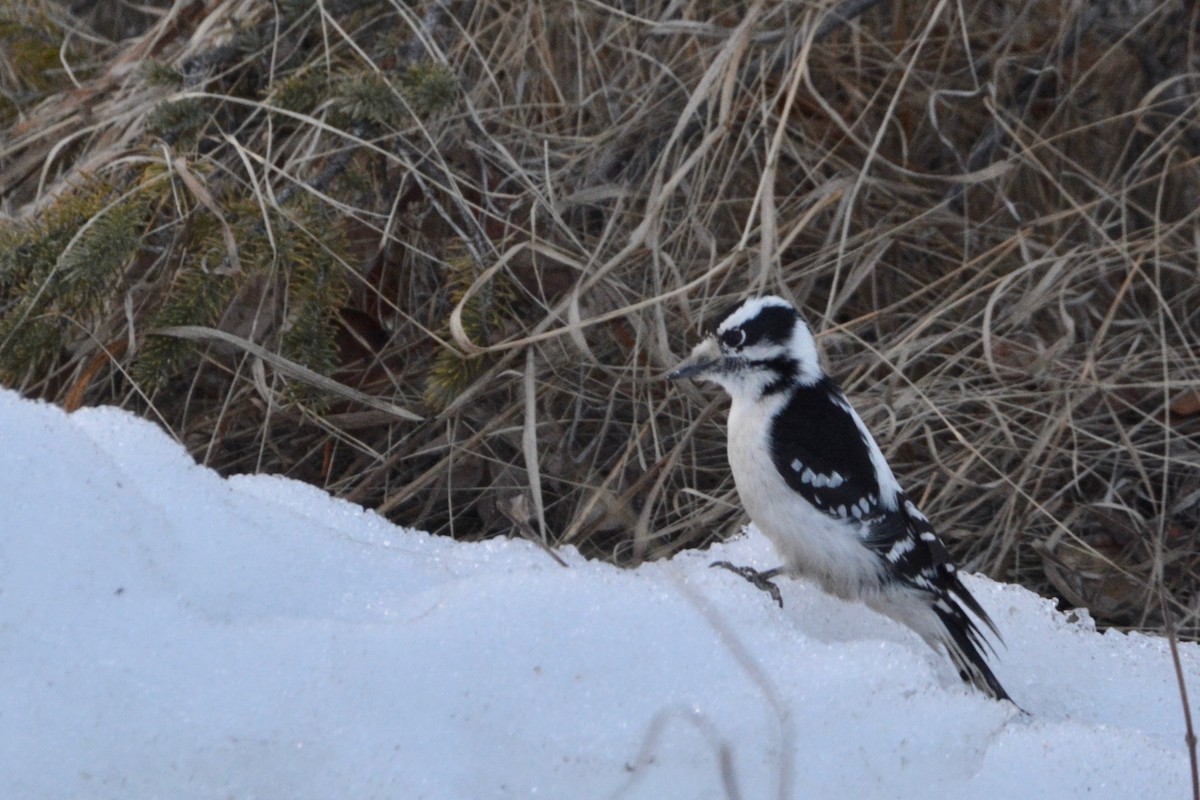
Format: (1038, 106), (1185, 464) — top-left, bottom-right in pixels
(0, 389), (1194, 798)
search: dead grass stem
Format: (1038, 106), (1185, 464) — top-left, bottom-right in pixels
(1, 0), (1199, 636)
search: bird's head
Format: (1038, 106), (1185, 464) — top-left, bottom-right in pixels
(668, 295), (823, 399)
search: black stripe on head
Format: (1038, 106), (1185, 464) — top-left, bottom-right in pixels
(737, 305), (797, 348)
(757, 356), (799, 396)
(712, 299), (798, 347)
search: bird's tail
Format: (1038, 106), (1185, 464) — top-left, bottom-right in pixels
(929, 576), (1010, 702)
(873, 571), (1011, 701)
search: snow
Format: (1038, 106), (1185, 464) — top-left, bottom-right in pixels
(0, 386), (1196, 799)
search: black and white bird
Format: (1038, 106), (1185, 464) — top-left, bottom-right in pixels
(669, 295), (1011, 701)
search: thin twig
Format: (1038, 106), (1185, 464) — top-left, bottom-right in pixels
(1161, 591), (1200, 800)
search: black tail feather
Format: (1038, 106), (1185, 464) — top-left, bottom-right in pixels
(931, 579), (1011, 702)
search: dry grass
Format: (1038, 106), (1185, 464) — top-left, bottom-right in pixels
(1, 0), (1199, 635)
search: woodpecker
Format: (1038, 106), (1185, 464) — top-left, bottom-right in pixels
(669, 295), (1011, 701)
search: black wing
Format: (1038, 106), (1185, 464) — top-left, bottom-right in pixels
(768, 378), (1011, 700)
(868, 497), (1001, 636)
(864, 497), (951, 575)
(767, 377), (885, 520)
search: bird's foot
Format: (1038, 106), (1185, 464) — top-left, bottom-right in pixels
(710, 561), (786, 608)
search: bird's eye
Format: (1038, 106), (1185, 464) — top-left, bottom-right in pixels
(720, 328), (747, 349)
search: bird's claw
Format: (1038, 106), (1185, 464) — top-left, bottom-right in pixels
(710, 561), (785, 608)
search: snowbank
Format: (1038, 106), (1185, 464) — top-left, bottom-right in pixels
(0, 389), (1194, 798)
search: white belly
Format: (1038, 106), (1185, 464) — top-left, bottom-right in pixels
(726, 398), (884, 600)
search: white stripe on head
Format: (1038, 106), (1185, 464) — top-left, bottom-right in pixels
(786, 315), (822, 385)
(716, 295), (794, 334)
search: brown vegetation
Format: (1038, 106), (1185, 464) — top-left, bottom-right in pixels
(2, 0), (1199, 635)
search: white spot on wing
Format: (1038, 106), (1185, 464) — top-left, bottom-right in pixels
(887, 537), (916, 563)
(904, 499), (930, 523)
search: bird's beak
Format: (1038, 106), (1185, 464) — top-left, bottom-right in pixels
(667, 336), (721, 381)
